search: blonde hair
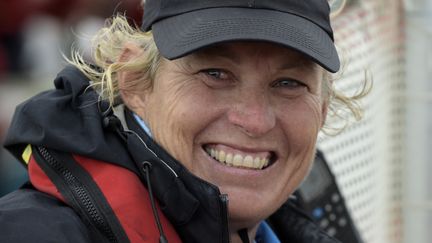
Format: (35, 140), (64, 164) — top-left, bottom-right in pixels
(323, 70), (372, 134)
(69, 15), (370, 134)
(70, 15), (161, 106)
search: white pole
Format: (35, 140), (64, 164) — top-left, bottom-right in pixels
(403, 1), (432, 243)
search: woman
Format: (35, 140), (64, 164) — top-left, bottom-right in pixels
(0, 0), (365, 242)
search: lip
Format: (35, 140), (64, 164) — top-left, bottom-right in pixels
(201, 143), (278, 171)
(199, 147), (279, 179)
(203, 142), (277, 155)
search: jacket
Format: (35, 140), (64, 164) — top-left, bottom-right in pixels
(0, 66), (342, 243)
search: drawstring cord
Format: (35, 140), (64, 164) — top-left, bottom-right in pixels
(238, 228), (250, 243)
(142, 161), (168, 243)
(103, 114), (169, 243)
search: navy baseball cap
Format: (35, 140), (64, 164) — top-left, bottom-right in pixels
(142, 0), (340, 73)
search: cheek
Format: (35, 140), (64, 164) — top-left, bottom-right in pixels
(278, 96), (324, 158)
(276, 98), (323, 198)
(144, 81), (220, 166)
(304, 96), (326, 132)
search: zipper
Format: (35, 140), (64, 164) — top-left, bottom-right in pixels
(219, 194), (230, 243)
(36, 146), (118, 243)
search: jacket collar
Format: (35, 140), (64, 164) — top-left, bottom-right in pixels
(118, 107), (340, 243)
(5, 65), (338, 243)
(118, 108), (230, 242)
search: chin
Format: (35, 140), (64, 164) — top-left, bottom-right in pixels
(222, 186), (288, 229)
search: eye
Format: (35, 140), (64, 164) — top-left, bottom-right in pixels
(198, 68), (235, 88)
(201, 69), (229, 80)
(272, 78), (309, 97)
(273, 78), (306, 89)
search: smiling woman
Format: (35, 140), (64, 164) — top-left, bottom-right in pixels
(129, 41), (327, 231)
(0, 1), (367, 243)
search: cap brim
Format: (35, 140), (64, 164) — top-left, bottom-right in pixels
(152, 8), (340, 73)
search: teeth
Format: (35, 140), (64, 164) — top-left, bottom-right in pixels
(206, 147), (271, 170)
(243, 155), (254, 168)
(226, 153), (233, 166)
(253, 157), (261, 168)
(233, 154), (243, 167)
(218, 150), (226, 163)
(260, 158), (266, 169)
(263, 158), (269, 167)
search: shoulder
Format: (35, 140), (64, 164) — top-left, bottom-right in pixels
(0, 188), (92, 243)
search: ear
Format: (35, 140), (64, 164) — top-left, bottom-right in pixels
(117, 42), (148, 114)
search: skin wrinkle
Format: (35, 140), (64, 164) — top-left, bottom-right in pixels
(121, 41), (328, 243)
(68, 13), (366, 239)
(149, 65), (196, 164)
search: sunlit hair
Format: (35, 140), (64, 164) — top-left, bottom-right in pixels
(322, 69), (372, 134)
(69, 15), (161, 107)
(69, 14), (370, 134)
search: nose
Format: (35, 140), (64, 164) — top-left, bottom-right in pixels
(227, 91), (276, 137)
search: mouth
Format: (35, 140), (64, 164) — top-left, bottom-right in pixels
(203, 144), (276, 170)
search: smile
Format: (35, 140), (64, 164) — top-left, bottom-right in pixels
(204, 144), (275, 170)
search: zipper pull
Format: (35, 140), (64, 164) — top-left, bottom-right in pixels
(141, 161), (169, 243)
(219, 194), (230, 243)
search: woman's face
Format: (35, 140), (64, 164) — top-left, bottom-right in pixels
(127, 42), (327, 229)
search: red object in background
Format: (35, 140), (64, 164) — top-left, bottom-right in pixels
(0, 45), (7, 73)
(0, 0), (143, 36)
(0, 0), (143, 76)
(0, 0), (45, 35)
(121, 0), (144, 26)
(0, 0), (76, 75)
(42, 0), (83, 21)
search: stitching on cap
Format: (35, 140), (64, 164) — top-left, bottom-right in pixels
(175, 18), (332, 58)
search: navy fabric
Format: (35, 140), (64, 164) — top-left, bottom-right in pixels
(0, 188), (92, 243)
(142, 0), (340, 72)
(1, 66), (342, 243)
(3, 66), (137, 173)
(135, 112), (281, 243)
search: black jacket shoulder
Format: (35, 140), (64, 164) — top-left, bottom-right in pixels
(0, 187), (92, 243)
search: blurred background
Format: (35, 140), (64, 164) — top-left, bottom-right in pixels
(0, 0), (142, 194)
(0, 0), (431, 243)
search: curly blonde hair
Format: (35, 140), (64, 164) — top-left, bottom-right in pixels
(70, 15), (161, 106)
(70, 15), (370, 134)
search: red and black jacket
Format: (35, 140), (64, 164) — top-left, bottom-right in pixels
(1, 66), (341, 243)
